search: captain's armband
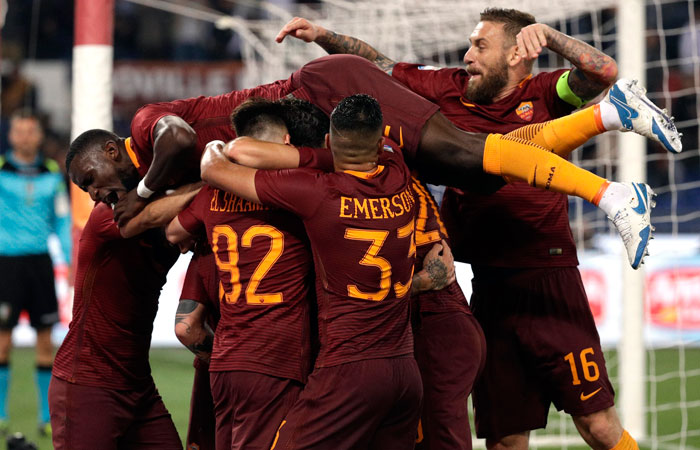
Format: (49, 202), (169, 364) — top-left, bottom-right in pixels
(556, 71), (586, 108)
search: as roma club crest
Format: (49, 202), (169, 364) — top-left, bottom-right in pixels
(516, 101), (534, 122)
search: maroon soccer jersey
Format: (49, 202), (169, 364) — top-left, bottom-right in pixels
(177, 185), (312, 382)
(53, 204), (179, 390)
(180, 245), (220, 314)
(287, 55), (439, 160)
(255, 141), (415, 368)
(180, 245), (221, 373)
(392, 63), (578, 268)
(410, 176), (470, 314)
(126, 79), (295, 178)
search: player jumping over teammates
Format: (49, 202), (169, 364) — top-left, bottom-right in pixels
(70, 54), (671, 275)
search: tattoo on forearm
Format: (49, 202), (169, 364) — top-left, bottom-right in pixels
(189, 333), (213, 361)
(176, 300), (199, 315)
(425, 259), (449, 290)
(175, 300), (199, 333)
(547, 29), (616, 99)
(316, 31), (396, 73)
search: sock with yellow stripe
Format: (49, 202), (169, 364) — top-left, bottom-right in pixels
(482, 133), (609, 204)
(503, 105), (606, 157)
(609, 430), (639, 450)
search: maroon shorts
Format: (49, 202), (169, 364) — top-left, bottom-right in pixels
(271, 357), (422, 450)
(413, 311), (486, 450)
(470, 266), (615, 440)
(186, 359), (215, 450)
(210, 370), (303, 450)
(49, 376), (181, 450)
(289, 54), (440, 159)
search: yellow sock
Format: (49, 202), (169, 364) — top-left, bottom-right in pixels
(483, 134), (609, 204)
(610, 430), (639, 450)
(504, 105), (606, 157)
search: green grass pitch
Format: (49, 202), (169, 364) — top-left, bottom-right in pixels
(3, 347), (699, 449)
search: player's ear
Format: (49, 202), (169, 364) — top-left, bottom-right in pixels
(324, 133), (330, 149)
(104, 140), (120, 161)
(375, 136), (385, 155)
(508, 45), (522, 67)
(284, 133), (291, 145)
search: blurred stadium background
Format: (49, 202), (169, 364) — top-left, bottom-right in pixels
(1, 0), (699, 448)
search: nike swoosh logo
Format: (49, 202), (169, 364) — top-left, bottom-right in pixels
(631, 183), (648, 215)
(610, 89), (639, 124)
(580, 387), (603, 401)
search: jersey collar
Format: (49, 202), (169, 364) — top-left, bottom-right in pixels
(124, 137), (141, 169)
(343, 165), (385, 179)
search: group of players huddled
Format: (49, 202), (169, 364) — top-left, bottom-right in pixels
(48, 8), (681, 450)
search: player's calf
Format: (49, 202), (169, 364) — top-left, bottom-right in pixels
(572, 407), (638, 450)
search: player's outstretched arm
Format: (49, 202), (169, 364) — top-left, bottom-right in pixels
(276, 17), (396, 74)
(120, 182), (203, 239)
(114, 115), (198, 227)
(224, 137), (301, 169)
(411, 240), (456, 295)
(200, 140), (260, 203)
(174, 300), (214, 363)
(516, 23), (617, 102)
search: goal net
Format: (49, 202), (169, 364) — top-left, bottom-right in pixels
(219, 1), (700, 448)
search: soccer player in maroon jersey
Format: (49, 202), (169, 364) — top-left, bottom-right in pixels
(274, 9), (680, 450)
(48, 199), (182, 450)
(51, 132), (205, 449)
(165, 100), (317, 450)
(200, 94), (431, 449)
(176, 243), (220, 450)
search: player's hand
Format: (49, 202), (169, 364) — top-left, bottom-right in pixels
(423, 239), (456, 290)
(276, 17), (323, 43)
(113, 189), (148, 227)
(515, 23), (550, 60)
(200, 140), (227, 173)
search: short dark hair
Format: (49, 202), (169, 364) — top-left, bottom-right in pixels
(230, 98), (287, 139)
(278, 97), (329, 148)
(66, 128), (120, 174)
(330, 94), (383, 136)
(480, 8), (536, 44)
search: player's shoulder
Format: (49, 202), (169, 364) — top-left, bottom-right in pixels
(525, 69), (569, 90)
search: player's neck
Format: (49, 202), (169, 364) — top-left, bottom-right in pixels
(334, 159), (379, 173)
(493, 72), (531, 102)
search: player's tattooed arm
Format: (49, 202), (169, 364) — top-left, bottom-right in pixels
(174, 300), (214, 363)
(315, 30), (397, 74)
(410, 239), (456, 295)
(516, 23), (617, 101)
(276, 17), (396, 74)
